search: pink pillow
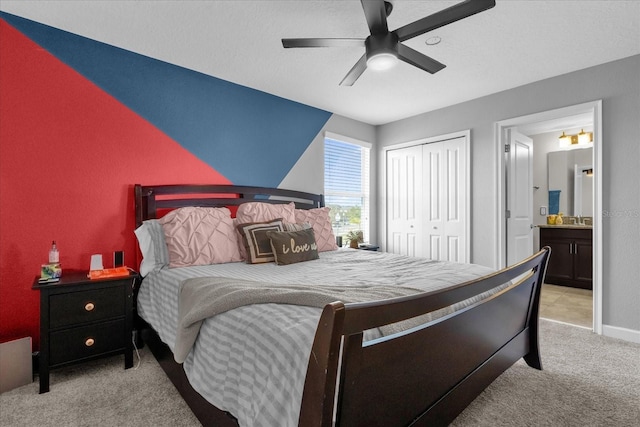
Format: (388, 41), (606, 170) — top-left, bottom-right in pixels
(159, 207), (242, 267)
(236, 202), (296, 224)
(294, 207), (338, 252)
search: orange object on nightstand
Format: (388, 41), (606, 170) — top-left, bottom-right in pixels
(88, 266), (130, 280)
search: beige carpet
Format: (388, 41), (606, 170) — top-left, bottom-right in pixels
(1, 320), (638, 426)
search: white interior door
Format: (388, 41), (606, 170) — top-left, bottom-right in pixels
(506, 128), (534, 266)
(423, 137), (468, 262)
(386, 145), (423, 256)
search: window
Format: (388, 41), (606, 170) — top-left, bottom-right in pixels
(324, 134), (371, 245)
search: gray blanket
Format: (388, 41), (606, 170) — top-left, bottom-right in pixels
(174, 276), (421, 363)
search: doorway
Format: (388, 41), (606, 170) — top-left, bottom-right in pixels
(495, 101), (602, 333)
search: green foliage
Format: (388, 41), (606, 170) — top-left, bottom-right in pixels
(327, 205), (361, 225)
(345, 230), (363, 243)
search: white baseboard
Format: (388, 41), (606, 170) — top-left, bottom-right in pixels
(602, 324), (640, 344)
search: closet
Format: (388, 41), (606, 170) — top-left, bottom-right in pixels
(386, 136), (469, 262)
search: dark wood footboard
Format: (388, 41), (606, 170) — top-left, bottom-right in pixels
(300, 247), (550, 426)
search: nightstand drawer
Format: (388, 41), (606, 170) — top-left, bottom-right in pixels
(49, 319), (126, 366)
(50, 285), (126, 328)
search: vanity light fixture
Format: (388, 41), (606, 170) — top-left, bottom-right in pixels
(558, 131), (574, 148)
(558, 129), (593, 148)
(577, 129), (593, 145)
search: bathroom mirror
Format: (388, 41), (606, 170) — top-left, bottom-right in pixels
(547, 147), (593, 216)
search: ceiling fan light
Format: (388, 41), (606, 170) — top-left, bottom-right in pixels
(367, 52), (398, 71)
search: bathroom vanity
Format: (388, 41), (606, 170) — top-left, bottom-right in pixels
(539, 225), (592, 289)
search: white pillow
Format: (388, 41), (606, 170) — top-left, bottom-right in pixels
(134, 219), (169, 277)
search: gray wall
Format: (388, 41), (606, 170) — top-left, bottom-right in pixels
(377, 55), (640, 333)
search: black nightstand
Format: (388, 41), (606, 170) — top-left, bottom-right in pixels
(32, 271), (137, 393)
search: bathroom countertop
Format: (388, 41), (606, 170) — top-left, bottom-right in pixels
(537, 224), (592, 229)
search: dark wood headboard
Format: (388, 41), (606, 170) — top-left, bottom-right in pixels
(134, 184), (324, 227)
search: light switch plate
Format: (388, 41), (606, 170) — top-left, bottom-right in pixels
(540, 206), (547, 216)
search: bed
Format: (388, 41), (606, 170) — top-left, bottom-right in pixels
(133, 183), (550, 427)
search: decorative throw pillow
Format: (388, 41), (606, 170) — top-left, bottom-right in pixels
(134, 219), (170, 277)
(158, 207), (242, 267)
(267, 228), (319, 265)
(236, 218), (285, 264)
(294, 207), (338, 252)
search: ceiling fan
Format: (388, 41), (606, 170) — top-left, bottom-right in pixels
(282, 0), (496, 86)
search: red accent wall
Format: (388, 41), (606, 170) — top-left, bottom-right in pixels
(0, 20), (230, 348)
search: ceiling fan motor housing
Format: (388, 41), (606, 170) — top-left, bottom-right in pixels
(365, 32), (399, 61)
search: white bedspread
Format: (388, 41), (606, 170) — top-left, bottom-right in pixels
(137, 249), (496, 427)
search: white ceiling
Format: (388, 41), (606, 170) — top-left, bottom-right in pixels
(2, 0), (639, 125)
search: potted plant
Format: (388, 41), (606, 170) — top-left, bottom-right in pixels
(345, 230), (363, 249)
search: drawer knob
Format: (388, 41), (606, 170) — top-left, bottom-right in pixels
(85, 338), (95, 347)
(84, 302), (95, 312)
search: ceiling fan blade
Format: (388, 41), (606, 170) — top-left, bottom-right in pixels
(282, 38), (365, 48)
(361, 0), (389, 35)
(397, 44), (446, 74)
(339, 54), (367, 86)
(394, 0), (496, 42)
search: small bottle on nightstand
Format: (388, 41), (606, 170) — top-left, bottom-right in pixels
(48, 241), (59, 263)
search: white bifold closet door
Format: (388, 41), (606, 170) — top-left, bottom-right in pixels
(386, 136), (468, 262)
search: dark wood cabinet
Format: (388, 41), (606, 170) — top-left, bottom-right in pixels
(33, 271), (137, 393)
(539, 227), (592, 289)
